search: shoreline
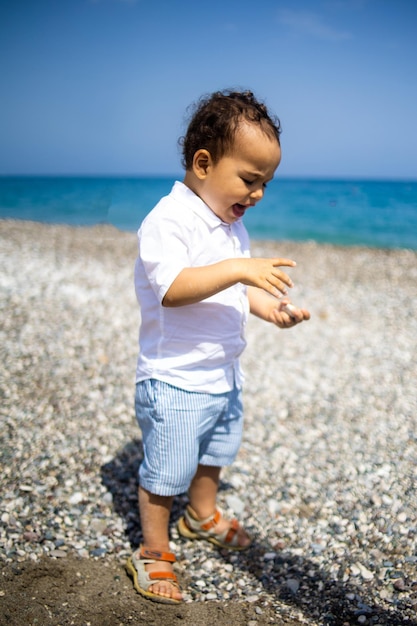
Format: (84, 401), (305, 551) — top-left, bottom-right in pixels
(1, 219), (416, 625)
(2, 216), (417, 253)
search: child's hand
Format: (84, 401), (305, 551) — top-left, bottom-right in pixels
(240, 257), (296, 297)
(270, 299), (311, 328)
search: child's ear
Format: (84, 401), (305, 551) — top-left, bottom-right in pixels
(192, 149), (212, 179)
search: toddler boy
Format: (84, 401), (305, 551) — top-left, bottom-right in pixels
(126, 89), (310, 603)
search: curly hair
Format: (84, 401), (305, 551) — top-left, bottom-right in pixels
(179, 89), (281, 170)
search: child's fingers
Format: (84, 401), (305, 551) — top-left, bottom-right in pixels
(268, 268), (294, 293)
(281, 303), (298, 318)
(281, 302), (311, 321)
(271, 257), (297, 268)
(244, 258), (296, 294)
(268, 279), (292, 297)
(271, 258), (296, 290)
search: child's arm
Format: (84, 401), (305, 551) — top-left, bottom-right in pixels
(248, 286), (310, 328)
(162, 257), (296, 307)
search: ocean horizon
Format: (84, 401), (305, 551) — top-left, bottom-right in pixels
(1, 175), (417, 250)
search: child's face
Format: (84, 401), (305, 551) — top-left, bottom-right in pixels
(196, 122), (281, 224)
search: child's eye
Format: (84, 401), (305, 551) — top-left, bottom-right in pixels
(242, 178), (268, 189)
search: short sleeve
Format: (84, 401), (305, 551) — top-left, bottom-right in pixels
(138, 203), (192, 302)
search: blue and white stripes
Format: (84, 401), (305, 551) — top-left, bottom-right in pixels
(135, 379), (243, 496)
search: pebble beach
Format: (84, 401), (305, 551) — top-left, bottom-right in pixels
(1, 219), (416, 625)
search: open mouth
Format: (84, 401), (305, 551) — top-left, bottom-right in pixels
(232, 203), (246, 218)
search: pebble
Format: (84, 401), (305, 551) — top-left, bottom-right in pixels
(205, 592), (217, 600)
(393, 578), (406, 591)
(68, 492), (81, 504)
(354, 563), (374, 581)
(1, 222), (417, 625)
(50, 550), (68, 558)
(225, 494), (245, 515)
(285, 579), (300, 594)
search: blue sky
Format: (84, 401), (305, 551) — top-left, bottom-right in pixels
(1, 0), (416, 179)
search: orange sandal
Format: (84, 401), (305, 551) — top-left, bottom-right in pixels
(126, 546), (183, 604)
(177, 504), (251, 551)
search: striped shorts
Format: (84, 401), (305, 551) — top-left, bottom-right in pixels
(135, 378), (244, 496)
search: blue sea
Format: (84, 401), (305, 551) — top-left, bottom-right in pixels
(1, 176), (417, 250)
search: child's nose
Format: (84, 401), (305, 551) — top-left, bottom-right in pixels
(249, 186), (264, 202)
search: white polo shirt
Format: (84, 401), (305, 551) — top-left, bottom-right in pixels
(134, 181), (251, 393)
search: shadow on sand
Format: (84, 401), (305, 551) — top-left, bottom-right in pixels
(101, 439), (415, 626)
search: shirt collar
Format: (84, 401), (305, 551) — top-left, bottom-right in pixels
(172, 180), (236, 229)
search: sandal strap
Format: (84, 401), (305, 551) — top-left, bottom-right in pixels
(183, 505), (243, 547)
(140, 546), (176, 563)
(199, 508), (222, 531)
(224, 517), (239, 544)
(148, 570), (178, 583)
(185, 505), (222, 531)
(128, 553), (182, 597)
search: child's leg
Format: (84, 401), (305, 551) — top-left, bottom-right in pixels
(137, 485), (183, 601)
(188, 464), (221, 518)
(188, 464), (251, 548)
